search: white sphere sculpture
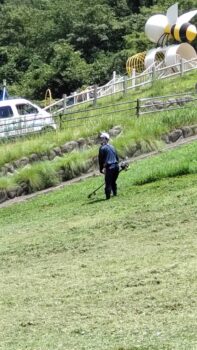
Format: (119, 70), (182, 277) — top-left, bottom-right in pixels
(145, 15), (168, 43)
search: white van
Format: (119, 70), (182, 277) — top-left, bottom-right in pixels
(0, 98), (57, 139)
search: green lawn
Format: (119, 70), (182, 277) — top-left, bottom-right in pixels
(0, 150), (197, 350)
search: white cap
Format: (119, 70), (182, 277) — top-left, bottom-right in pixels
(100, 132), (110, 140)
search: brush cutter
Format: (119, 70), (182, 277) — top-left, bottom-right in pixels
(87, 161), (129, 199)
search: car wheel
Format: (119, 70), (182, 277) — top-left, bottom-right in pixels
(41, 126), (55, 133)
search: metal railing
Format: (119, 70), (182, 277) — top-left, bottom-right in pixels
(0, 91), (196, 139)
(59, 98), (137, 129)
(43, 57), (197, 117)
(58, 91), (197, 129)
(137, 92), (197, 117)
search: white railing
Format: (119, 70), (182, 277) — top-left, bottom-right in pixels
(44, 57), (197, 116)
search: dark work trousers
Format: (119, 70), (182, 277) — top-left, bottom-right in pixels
(105, 165), (119, 199)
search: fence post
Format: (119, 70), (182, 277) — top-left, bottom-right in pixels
(59, 115), (62, 130)
(132, 68), (136, 88)
(93, 84), (97, 106)
(136, 98), (140, 117)
(87, 88), (90, 101)
(59, 94), (67, 130)
(73, 91), (77, 105)
(123, 75), (127, 95)
(63, 94), (67, 114)
(152, 65), (156, 84)
(113, 71), (116, 94)
(2, 79), (7, 100)
(180, 58), (184, 77)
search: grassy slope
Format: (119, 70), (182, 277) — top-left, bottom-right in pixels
(0, 71), (196, 169)
(0, 145), (197, 350)
(0, 72), (197, 194)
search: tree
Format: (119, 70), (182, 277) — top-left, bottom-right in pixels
(68, 3), (131, 62)
(45, 40), (91, 97)
(0, 0), (192, 99)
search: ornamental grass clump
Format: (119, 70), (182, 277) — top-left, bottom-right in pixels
(54, 150), (96, 181)
(15, 166), (43, 193)
(0, 176), (18, 191)
(32, 162), (59, 188)
(14, 162), (59, 193)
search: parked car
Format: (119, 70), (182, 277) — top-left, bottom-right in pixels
(0, 98), (57, 139)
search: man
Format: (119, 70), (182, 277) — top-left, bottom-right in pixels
(98, 132), (119, 200)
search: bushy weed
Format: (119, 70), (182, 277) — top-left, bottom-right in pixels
(0, 176), (18, 190)
(15, 166), (44, 192)
(131, 142), (197, 185)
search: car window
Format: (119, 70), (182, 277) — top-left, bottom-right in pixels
(16, 103), (39, 115)
(0, 106), (13, 118)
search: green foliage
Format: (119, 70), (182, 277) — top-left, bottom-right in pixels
(15, 165), (44, 192)
(0, 176), (17, 190)
(33, 161), (59, 188)
(48, 40), (91, 97)
(89, 52), (115, 84)
(68, 3), (128, 62)
(54, 150), (94, 180)
(16, 62), (54, 99)
(1, 0), (195, 98)
(124, 31), (150, 56)
(14, 161), (59, 192)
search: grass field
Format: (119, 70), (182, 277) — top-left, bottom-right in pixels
(0, 143), (197, 350)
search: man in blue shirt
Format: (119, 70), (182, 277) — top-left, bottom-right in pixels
(98, 132), (119, 200)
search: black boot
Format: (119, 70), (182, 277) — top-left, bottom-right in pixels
(105, 190), (111, 200)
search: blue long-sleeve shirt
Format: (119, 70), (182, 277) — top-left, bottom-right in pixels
(99, 144), (119, 173)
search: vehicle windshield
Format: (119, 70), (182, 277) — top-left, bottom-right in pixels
(0, 106), (13, 118)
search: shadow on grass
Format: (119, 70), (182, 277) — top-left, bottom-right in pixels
(86, 198), (106, 204)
